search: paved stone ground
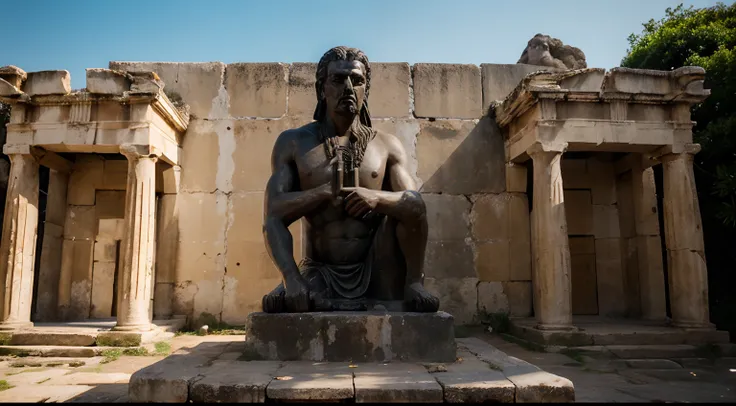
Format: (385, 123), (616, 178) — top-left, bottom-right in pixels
(0, 332), (732, 402)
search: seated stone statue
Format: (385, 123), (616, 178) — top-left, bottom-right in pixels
(261, 46), (439, 313)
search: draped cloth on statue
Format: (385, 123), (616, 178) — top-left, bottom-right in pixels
(299, 243), (375, 300)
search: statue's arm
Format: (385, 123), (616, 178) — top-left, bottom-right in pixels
(264, 131), (331, 226)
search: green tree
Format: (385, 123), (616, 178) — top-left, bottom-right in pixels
(0, 102), (9, 126)
(622, 2), (736, 337)
(622, 2), (736, 226)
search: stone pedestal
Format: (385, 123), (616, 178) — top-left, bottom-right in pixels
(0, 154), (39, 330)
(114, 145), (158, 332)
(243, 312), (456, 362)
(528, 144), (574, 331)
(661, 148), (712, 329)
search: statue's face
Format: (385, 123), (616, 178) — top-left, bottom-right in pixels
(323, 59), (367, 118)
(528, 38), (551, 62)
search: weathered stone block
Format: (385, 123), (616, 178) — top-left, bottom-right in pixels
(437, 370), (516, 403)
(99, 159), (127, 191)
(570, 238), (598, 315)
(226, 63), (288, 118)
(45, 170), (69, 227)
(95, 331), (143, 347)
(481, 63), (554, 109)
(502, 281), (532, 317)
(97, 218), (124, 240)
(244, 312), (456, 362)
(64, 205), (97, 240)
(266, 363), (354, 401)
(232, 119), (291, 192)
(471, 194), (510, 241)
(95, 190), (125, 219)
(561, 158), (591, 189)
(93, 240), (117, 262)
(372, 118), (421, 186)
(475, 240), (510, 282)
(110, 62), (225, 119)
(595, 238), (626, 317)
(508, 370), (575, 403)
(67, 155), (104, 205)
(506, 162), (528, 193)
(416, 117), (505, 194)
(129, 354), (212, 402)
(423, 193), (470, 240)
(370, 62), (411, 117)
(59, 239), (94, 320)
(287, 63), (316, 117)
(35, 224), (64, 321)
(354, 363), (443, 403)
(593, 204), (621, 238)
(190, 360), (281, 403)
(90, 261), (115, 318)
(564, 190), (593, 235)
(85, 69), (130, 95)
(24, 70), (71, 96)
(425, 277), (478, 325)
(424, 241), (476, 279)
(589, 158), (617, 205)
(179, 119), (221, 193)
(413, 64), (482, 119)
(477, 281), (510, 314)
(9, 332), (96, 347)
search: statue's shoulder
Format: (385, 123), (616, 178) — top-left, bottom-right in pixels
(278, 121), (321, 142)
(372, 127), (405, 155)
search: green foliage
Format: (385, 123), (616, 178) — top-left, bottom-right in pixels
(479, 311), (511, 334)
(0, 380), (12, 392)
(622, 2), (736, 227)
(153, 341), (171, 355)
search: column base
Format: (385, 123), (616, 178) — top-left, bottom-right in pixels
(0, 321), (34, 331)
(535, 323), (577, 332)
(112, 323), (153, 332)
(672, 321), (716, 331)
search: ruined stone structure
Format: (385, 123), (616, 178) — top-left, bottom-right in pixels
(0, 60), (726, 347)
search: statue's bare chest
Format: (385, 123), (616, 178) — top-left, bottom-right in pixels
(294, 138), (388, 191)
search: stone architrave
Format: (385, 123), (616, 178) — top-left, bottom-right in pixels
(113, 145), (158, 331)
(661, 146), (712, 329)
(0, 153), (40, 330)
(527, 143), (573, 330)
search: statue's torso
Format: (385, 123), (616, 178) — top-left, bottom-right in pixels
(292, 123), (389, 265)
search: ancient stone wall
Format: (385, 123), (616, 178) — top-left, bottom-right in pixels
(54, 61), (553, 327)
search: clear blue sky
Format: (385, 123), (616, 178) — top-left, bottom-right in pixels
(1, 0), (725, 89)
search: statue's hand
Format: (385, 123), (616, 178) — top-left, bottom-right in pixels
(341, 187), (379, 218)
(284, 274), (311, 312)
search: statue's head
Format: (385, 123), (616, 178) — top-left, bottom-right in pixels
(526, 34), (554, 63)
(314, 46), (372, 127)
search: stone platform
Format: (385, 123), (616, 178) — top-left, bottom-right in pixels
(129, 337), (575, 403)
(244, 311), (456, 362)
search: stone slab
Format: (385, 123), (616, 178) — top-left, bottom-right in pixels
(266, 362), (354, 401)
(436, 370), (515, 403)
(128, 354), (213, 402)
(190, 360), (281, 403)
(0, 345), (99, 357)
(606, 344), (700, 359)
(625, 359), (682, 369)
(353, 363), (443, 403)
(507, 370), (575, 403)
(244, 312), (456, 362)
(9, 332), (96, 346)
(0, 384), (94, 403)
(45, 372), (131, 385)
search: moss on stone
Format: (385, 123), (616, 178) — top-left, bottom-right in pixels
(96, 333), (141, 348)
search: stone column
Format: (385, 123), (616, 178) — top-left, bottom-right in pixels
(661, 145), (712, 329)
(528, 143), (574, 330)
(0, 153), (39, 330)
(114, 145), (158, 331)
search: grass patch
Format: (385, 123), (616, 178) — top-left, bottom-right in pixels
(122, 347), (149, 356)
(0, 380), (12, 391)
(100, 348), (123, 364)
(154, 341), (171, 356)
(561, 348), (586, 364)
(6, 367), (47, 376)
(486, 362), (502, 371)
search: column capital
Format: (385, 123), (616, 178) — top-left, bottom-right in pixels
(655, 143), (701, 162)
(526, 141), (568, 159)
(120, 144), (161, 161)
(2, 144), (33, 157)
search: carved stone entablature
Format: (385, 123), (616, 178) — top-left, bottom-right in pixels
(493, 67), (710, 163)
(0, 67), (190, 165)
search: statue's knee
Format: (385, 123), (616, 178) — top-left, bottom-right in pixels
(403, 190), (426, 223)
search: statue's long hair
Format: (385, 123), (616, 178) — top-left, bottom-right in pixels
(314, 46), (375, 165)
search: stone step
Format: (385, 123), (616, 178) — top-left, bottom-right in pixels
(8, 332), (98, 347)
(572, 344), (703, 360)
(0, 345), (118, 357)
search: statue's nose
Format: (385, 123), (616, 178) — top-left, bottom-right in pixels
(343, 77), (354, 93)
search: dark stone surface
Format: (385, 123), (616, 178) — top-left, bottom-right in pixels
(243, 311), (456, 362)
